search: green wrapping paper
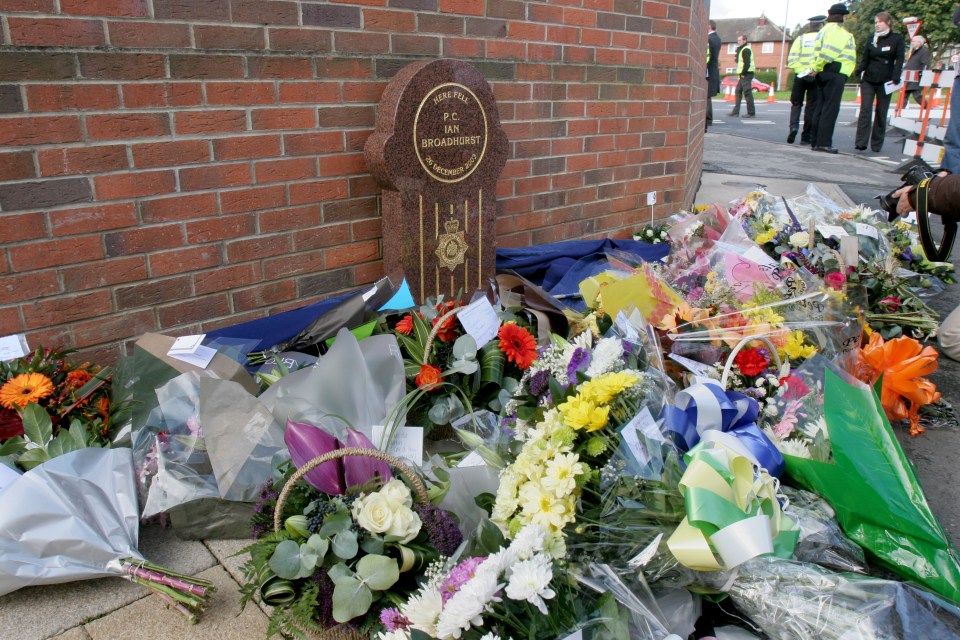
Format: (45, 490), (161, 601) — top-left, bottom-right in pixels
(783, 369), (960, 603)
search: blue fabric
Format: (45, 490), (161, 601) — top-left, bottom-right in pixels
(205, 290), (356, 353)
(495, 239), (670, 309)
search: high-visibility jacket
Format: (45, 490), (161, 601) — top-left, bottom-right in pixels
(812, 22), (856, 77)
(736, 44), (754, 74)
(787, 31), (819, 75)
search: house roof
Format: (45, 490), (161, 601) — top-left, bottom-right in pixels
(713, 15), (791, 45)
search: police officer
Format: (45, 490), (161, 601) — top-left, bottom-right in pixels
(809, 3), (857, 153)
(706, 20), (721, 130)
(729, 35), (756, 119)
(786, 15), (826, 144)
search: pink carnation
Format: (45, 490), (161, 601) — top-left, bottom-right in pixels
(824, 271), (846, 291)
(440, 556), (487, 602)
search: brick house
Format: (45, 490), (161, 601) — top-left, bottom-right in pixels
(714, 15), (792, 89)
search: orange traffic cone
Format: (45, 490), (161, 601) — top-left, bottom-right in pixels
(855, 85), (861, 104)
(932, 87), (944, 108)
(724, 84), (735, 102)
(767, 82), (776, 103)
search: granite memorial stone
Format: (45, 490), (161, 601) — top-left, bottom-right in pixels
(365, 59), (508, 302)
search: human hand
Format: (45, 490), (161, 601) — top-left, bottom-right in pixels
(893, 184), (915, 217)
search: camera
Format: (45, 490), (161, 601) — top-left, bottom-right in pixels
(876, 158), (935, 222)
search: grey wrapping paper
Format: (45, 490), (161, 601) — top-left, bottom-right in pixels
(0, 447), (143, 596)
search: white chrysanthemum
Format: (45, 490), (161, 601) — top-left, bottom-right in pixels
(492, 469), (521, 522)
(584, 337), (624, 377)
(540, 452), (584, 499)
(399, 586), (443, 637)
(378, 631), (411, 640)
(479, 633), (502, 640)
(504, 554), (556, 614)
(800, 415), (828, 440)
(435, 563), (502, 639)
(509, 524), (546, 561)
(778, 438), (812, 459)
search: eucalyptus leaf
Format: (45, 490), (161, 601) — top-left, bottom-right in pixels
(21, 403), (52, 446)
(445, 360), (478, 376)
(360, 536), (385, 555)
(332, 529), (359, 560)
(298, 543), (320, 574)
(318, 511), (352, 537)
(268, 539), (309, 580)
(327, 562), (353, 582)
(428, 394), (465, 425)
(355, 554), (400, 591)
(331, 576), (373, 622)
(304, 534), (329, 562)
(452, 334), (478, 359)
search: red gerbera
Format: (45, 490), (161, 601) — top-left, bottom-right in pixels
(415, 364), (444, 391)
(395, 314), (414, 335)
(734, 347), (770, 377)
(432, 313), (458, 343)
(498, 323), (538, 370)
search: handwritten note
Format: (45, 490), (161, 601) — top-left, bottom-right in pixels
(0, 334), (29, 362)
(372, 425), (424, 466)
(167, 334), (216, 368)
(456, 297), (500, 348)
(816, 224), (849, 239)
(855, 223), (879, 239)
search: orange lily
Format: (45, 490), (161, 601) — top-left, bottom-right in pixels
(860, 333), (941, 436)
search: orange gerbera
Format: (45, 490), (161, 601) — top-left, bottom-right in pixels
(395, 314), (414, 335)
(498, 323), (538, 370)
(860, 333), (941, 436)
(0, 372), (55, 410)
(432, 313), (458, 343)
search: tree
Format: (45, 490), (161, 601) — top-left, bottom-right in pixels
(847, 0), (958, 66)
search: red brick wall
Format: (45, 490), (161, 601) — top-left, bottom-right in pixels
(0, 0), (706, 363)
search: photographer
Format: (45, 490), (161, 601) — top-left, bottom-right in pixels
(894, 174), (960, 360)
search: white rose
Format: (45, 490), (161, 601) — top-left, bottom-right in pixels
(788, 231), (810, 248)
(385, 505), (422, 543)
(379, 478), (413, 510)
(354, 494), (394, 534)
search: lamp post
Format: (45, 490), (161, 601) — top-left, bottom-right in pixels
(776, 0), (790, 92)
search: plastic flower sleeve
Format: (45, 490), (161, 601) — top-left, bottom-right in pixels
(780, 486), (866, 574)
(726, 556), (960, 640)
(574, 563), (674, 640)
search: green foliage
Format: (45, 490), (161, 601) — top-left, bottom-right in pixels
(6, 403), (101, 471)
(848, 0), (958, 64)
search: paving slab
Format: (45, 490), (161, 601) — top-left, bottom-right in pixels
(49, 628), (91, 640)
(83, 565), (269, 640)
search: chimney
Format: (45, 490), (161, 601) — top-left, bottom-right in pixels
(758, 14), (767, 26)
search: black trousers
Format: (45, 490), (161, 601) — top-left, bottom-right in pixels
(731, 73), (755, 115)
(789, 75), (819, 143)
(706, 83), (713, 129)
(855, 81), (893, 151)
(811, 70), (847, 148)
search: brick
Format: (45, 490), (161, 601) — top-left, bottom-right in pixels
(302, 4), (361, 28)
(348, 175), (378, 198)
(37, 145), (127, 178)
(225, 233), (291, 262)
(316, 105), (373, 128)
(443, 37), (485, 58)
(174, 109), (247, 135)
(263, 249), (324, 280)
(8, 17), (105, 47)
(62, 0), (149, 15)
(86, 112), (170, 140)
(343, 130), (369, 152)
(0, 0), (54, 10)
(0, 306), (22, 336)
(267, 27), (332, 52)
(206, 81), (276, 105)
(233, 280), (295, 310)
(0, 178), (92, 212)
(185, 212), (255, 243)
(418, 13), (463, 34)
(353, 261), (383, 286)
(278, 81), (340, 104)
(254, 157), (316, 183)
(192, 263), (259, 295)
(257, 204), (321, 233)
(109, 21), (191, 48)
(140, 192), (218, 223)
(8, 235), (103, 271)
(288, 179), (347, 205)
(391, 34), (440, 55)
(0, 211), (46, 242)
(154, 0), (229, 20)
(0, 115), (82, 146)
(389, 0), (436, 8)
(251, 107), (315, 130)
(213, 134), (282, 160)
(318, 152), (365, 177)
(334, 31), (390, 54)
(93, 170), (176, 200)
(132, 140), (210, 168)
(219, 185), (286, 213)
(322, 196), (376, 223)
(440, 0), (484, 15)
(104, 224), (184, 257)
(0, 85), (23, 113)
(149, 245), (222, 277)
(158, 294), (230, 328)
(488, 39), (525, 59)
(365, 8), (416, 31)
(297, 267), (353, 297)
(1, 270), (61, 304)
(488, 0), (524, 19)
(73, 310), (156, 347)
(122, 82), (202, 108)
(0, 52), (74, 82)
(293, 221), (350, 250)
(316, 58), (372, 79)
(26, 84), (120, 112)
(0, 151), (36, 181)
(116, 275), (192, 309)
(179, 163), (252, 191)
(49, 202), (137, 236)
(247, 56), (313, 79)
(284, 131), (344, 156)
(324, 239), (379, 269)
(194, 25), (265, 50)
(79, 53), (166, 80)
(232, 0), (299, 25)
(169, 55), (245, 79)
(22, 291), (112, 329)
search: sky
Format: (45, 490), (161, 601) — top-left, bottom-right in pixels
(709, 0), (831, 33)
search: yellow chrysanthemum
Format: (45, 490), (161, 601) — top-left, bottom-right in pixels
(754, 229), (777, 244)
(0, 372), (55, 410)
(557, 395), (610, 432)
(781, 330), (817, 360)
(540, 452), (586, 499)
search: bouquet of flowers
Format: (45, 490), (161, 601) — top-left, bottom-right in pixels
(240, 420), (463, 639)
(0, 346), (114, 470)
(381, 296), (538, 437)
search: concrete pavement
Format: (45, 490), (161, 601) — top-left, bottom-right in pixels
(3, 131), (958, 640)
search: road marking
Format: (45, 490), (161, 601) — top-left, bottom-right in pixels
(741, 120), (776, 124)
(872, 157), (899, 165)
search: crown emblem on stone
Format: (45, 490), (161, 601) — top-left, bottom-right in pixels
(435, 218), (468, 271)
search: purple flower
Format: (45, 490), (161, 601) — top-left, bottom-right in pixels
(440, 556), (488, 602)
(311, 569), (336, 629)
(285, 420), (391, 494)
(380, 608), (410, 632)
(528, 369), (550, 398)
(416, 502), (464, 556)
(566, 347), (589, 381)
